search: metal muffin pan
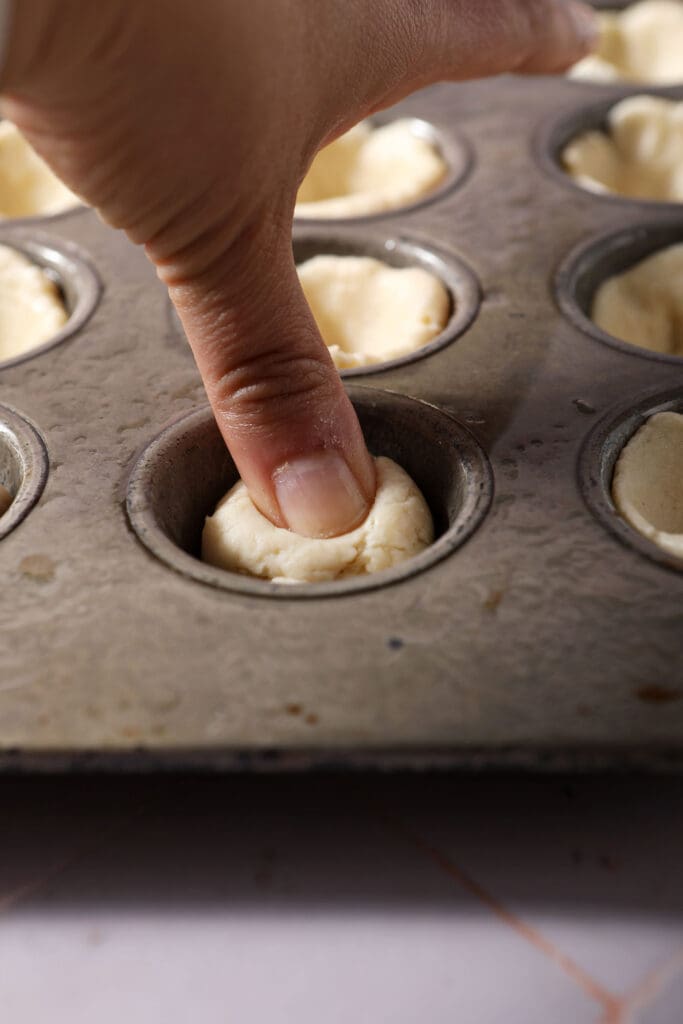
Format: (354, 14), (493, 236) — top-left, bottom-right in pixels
(0, 61), (682, 771)
(0, 404), (48, 542)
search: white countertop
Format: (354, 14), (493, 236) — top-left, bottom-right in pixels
(0, 773), (681, 1023)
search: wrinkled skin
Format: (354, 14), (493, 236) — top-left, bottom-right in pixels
(1, 0), (596, 536)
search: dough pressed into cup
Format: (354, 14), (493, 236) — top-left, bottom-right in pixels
(569, 0), (683, 84)
(0, 244), (68, 362)
(0, 122), (80, 219)
(591, 243), (683, 357)
(297, 255), (451, 369)
(202, 455), (434, 584)
(562, 96), (683, 202)
(612, 410), (683, 558)
(295, 120), (447, 219)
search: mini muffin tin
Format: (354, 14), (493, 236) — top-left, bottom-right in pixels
(1, 31), (682, 772)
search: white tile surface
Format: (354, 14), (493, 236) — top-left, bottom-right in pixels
(377, 776), (683, 999)
(0, 775), (679, 1024)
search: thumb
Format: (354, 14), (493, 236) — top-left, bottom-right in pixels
(165, 215), (376, 540)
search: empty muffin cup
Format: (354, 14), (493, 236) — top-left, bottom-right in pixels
(580, 386), (683, 571)
(540, 91), (683, 206)
(0, 404), (49, 541)
(293, 233), (480, 375)
(294, 117), (470, 222)
(0, 231), (101, 369)
(556, 219), (683, 362)
(126, 387), (493, 598)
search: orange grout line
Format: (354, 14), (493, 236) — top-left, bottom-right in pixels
(381, 811), (622, 1015)
(0, 819), (132, 918)
(620, 945), (683, 1021)
(0, 850), (86, 916)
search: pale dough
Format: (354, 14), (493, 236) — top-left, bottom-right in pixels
(613, 410), (683, 558)
(562, 96), (683, 202)
(570, 1), (683, 84)
(295, 120), (447, 219)
(0, 483), (11, 516)
(591, 244), (683, 356)
(0, 244), (68, 362)
(0, 122), (80, 219)
(297, 255), (451, 369)
(202, 456), (434, 584)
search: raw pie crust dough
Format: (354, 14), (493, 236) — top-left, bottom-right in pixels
(202, 456), (434, 584)
(297, 255), (451, 369)
(0, 122), (80, 219)
(562, 96), (683, 202)
(570, 0), (683, 84)
(0, 483), (11, 516)
(591, 244), (683, 357)
(0, 244), (68, 362)
(295, 120), (447, 219)
(612, 411), (683, 558)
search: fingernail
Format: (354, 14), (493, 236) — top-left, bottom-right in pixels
(273, 451), (370, 539)
(567, 1), (600, 47)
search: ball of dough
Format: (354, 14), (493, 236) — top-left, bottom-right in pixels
(295, 120), (447, 219)
(0, 483), (11, 516)
(0, 122), (80, 219)
(591, 244), (683, 357)
(613, 410), (683, 558)
(562, 96), (683, 202)
(202, 456), (434, 584)
(297, 255), (451, 369)
(569, 1), (683, 84)
(0, 244), (68, 362)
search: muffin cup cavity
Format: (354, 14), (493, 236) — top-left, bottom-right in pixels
(0, 405), (49, 541)
(293, 116), (471, 225)
(579, 385), (683, 572)
(0, 230), (101, 370)
(555, 218), (683, 363)
(537, 89), (683, 207)
(126, 387), (493, 598)
(293, 232), (481, 376)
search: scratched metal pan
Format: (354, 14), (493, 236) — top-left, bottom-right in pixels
(0, 54), (682, 772)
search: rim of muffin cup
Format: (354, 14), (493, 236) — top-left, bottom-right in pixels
(292, 115), (472, 225)
(536, 86), (683, 207)
(126, 387), (494, 599)
(555, 217), (683, 365)
(579, 384), (683, 574)
(0, 229), (102, 371)
(0, 404), (49, 541)
(292, 230), (481, 376)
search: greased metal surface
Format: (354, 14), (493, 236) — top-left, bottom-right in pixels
(1, 69), (682, 771)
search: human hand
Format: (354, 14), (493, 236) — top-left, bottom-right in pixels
(0, 0), (597, 536)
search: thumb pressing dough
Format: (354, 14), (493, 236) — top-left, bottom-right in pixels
(295, 120), (447, 219)
(0, 122), (80, 219)
(613, 411), (683, 558)
(0, 244), (68, 362)
(202, 456), (434, 584)
(562, 96), (683, 202)
(591, 244), (683, 357)
(297, 255), (451, 369)
(569, 0), (683, 84)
